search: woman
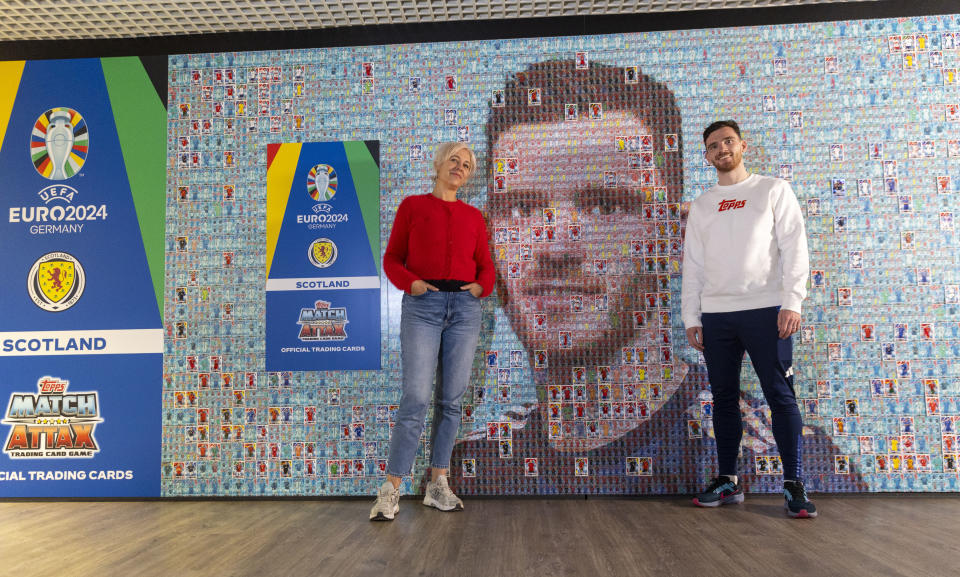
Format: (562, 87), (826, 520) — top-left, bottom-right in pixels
(370, 142), (495, 521)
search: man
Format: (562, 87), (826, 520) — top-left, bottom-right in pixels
(682, 120), (816, 518)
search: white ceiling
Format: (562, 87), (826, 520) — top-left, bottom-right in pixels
(0, 0), (878, 41)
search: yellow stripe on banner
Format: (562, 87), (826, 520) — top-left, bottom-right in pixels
(0, 61), (26, 152)
(265, 143), (302, 279)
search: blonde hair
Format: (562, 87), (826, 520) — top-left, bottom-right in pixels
(432, 142), (476, 182)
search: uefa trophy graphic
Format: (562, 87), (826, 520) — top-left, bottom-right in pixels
(45, 109), (75, 180)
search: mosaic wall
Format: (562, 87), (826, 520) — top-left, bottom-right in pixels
(163, 13), (960, 495)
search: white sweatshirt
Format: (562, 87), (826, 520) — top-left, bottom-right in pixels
(681, 173), (809, 329)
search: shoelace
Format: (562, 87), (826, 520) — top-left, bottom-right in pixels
(707, 477), (732, 493)
(785, 483), (807, 502)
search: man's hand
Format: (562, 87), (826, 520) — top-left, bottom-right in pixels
(686, 327), (704, 352)
(778, 309), (801, 339)
(410, 280), (439, 296)
(460, 282), (483, 298)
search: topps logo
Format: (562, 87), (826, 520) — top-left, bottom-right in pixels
(718, 199), (746, 212)
(2, 376), (104, 459)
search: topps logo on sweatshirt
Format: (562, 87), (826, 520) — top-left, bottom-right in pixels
(718, 199), (746, 212)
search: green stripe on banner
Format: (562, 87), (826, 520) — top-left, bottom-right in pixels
(344, 141), (381, 273)
(100, 56), (167, 315)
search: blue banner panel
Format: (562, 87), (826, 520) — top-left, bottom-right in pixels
(0, 58), (163, 497)
(0, 354), (161, 497)
(265, 141), (381, 371)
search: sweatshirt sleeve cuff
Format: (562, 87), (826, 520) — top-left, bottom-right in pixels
(781, 295), (803, 315)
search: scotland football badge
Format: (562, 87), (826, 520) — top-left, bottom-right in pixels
(307, 238), (338, 268)
(31, 108), (88, 180)
(27, 251), (86, 312)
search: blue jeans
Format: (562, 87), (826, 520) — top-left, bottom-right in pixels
(386, 290), (482, 477)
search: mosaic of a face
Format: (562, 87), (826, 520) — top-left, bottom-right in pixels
(488, 111), (673, 367)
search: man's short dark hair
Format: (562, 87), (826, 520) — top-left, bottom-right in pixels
(703, 120), (741, 143)
(486, 60), (683, 203)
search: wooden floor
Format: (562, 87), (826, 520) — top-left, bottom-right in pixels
(1, 495), (957, 577)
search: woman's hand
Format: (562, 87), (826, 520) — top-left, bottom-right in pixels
(410, 279), (439, 296)
(460, 282), (483, 298)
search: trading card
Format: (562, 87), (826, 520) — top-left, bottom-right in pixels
(937, 175), (951, 193)
(837, 287), (852, 306)
(755, 456), (770, 475)
(830, 143), (843, 161)
(526, 88), (541, 106)
(831, 178), (847, 196)
(589, 102), (603, 120)
(845, 399), (860, 416)
(834, 455), (850, 474)
(945, 454), (959, 472)
(828, 343), (842, 361)
(817, 379), (832, 398)
(524, 458), (539, 476)
(638, 457), (652, 476)
(664, 133), (679, 152)
(940, 212), (954, 230)
(779, 164), (793, 181)
(898, 195), (913, 213)
(769, 456), (783, 475)
(575, 457), (589, 476)
(832, 417), (847, 436)
(700, 400), (714, 418)
(894, 322), (909, 341)
(900, 230), (915, 250)
(811, 269), (825, 287)
(774, 57), (787, 75)
(762, 95), (777, 113)
(908, 140), (922, 159)
(943, 436), (957, 452)
(882, 378), (898, 396)
(875, 454), (889, 473)
(896, 360), (911, 379)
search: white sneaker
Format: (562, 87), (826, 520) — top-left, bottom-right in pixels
(422, 475), (464, 512)
(369, 480), (400, 521)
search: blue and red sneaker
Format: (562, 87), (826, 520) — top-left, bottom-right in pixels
(784, 480), (818, 518)
(693, 476), (744, 507)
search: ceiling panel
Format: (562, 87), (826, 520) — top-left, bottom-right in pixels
(0, 0), (877, 41)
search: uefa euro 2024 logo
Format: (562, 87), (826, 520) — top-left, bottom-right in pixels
(31, 107), (88, 180)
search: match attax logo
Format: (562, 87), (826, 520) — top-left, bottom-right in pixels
(2, 376), (103, 459)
